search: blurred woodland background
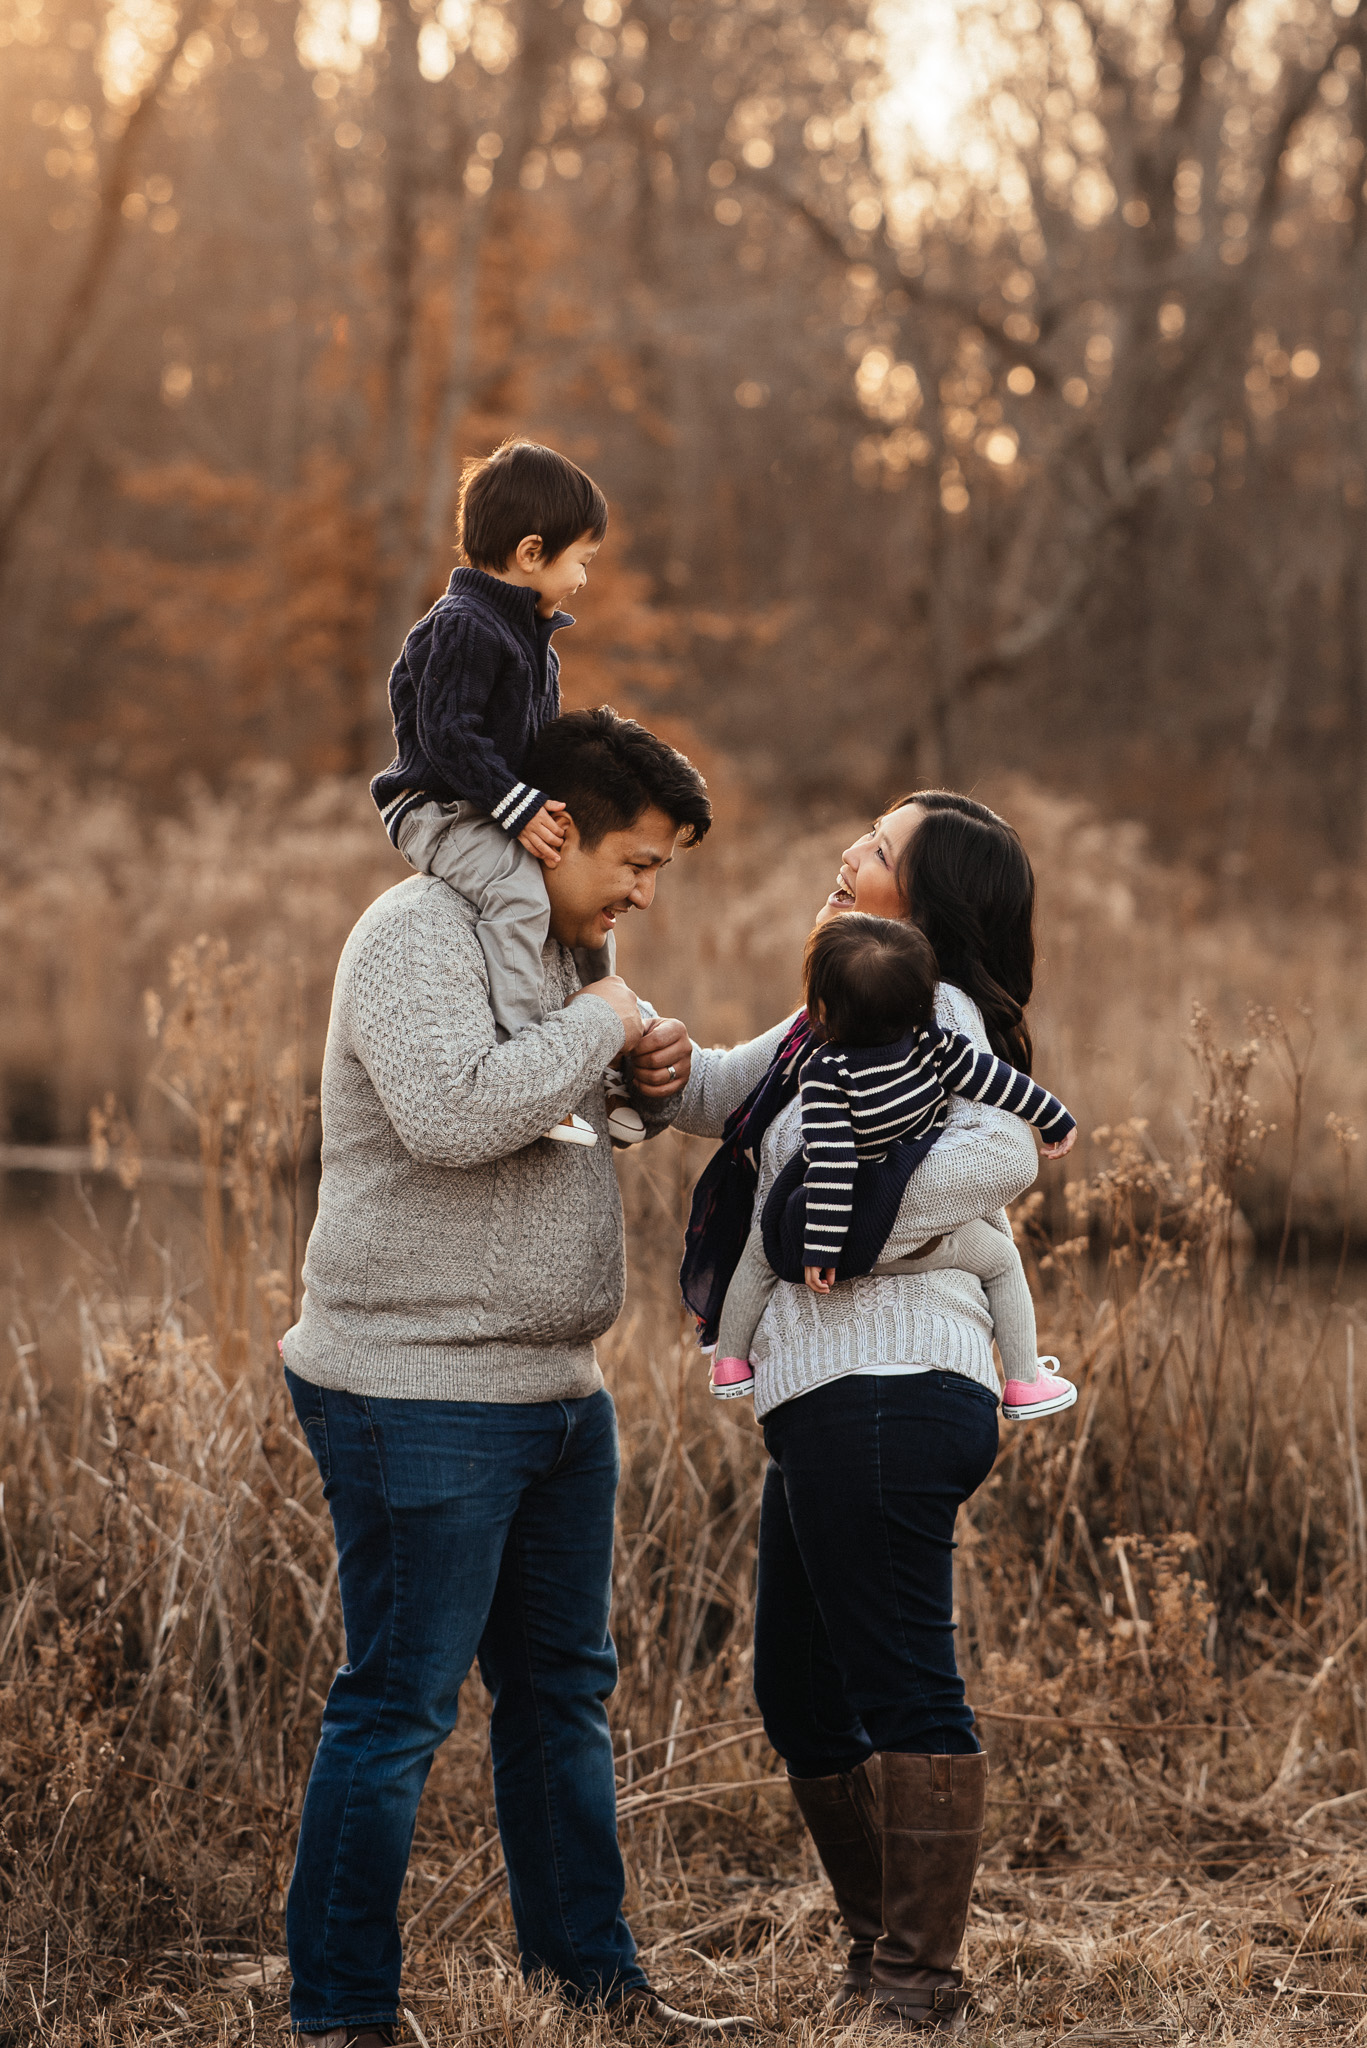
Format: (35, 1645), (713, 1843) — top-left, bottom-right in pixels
(7, 0), (1367, 2037)
(7, 0), (1367, 854)
(6, 0), (1367, 1210)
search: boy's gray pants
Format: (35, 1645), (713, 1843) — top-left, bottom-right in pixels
(714, 1215), (1039, 1381)
(395, 801), (615, 1042)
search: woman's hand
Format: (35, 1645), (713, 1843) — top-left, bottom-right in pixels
(572, 976), (644, 1053)
(1040, 1127), (1077, 1160)
(805, 1266), (836, 1294)
(628, 1016), (692, 1099)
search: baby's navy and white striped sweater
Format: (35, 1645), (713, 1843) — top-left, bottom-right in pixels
(800, 1027), (1075, 1268)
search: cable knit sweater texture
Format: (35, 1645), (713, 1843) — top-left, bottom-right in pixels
(283, 874), (671, 1403)
(674, 986), (1040, 1419)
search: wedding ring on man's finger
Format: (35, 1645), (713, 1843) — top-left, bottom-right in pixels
(667, 1064), (677, 1081)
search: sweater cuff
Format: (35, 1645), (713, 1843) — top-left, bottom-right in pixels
(569, 991), (628, 1059)
(1039, 1107), (1076, 1145)
(491, 782), (550, 836)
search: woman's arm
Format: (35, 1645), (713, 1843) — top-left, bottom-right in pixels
(672, 1017), (796, 1138)
(877, 985), (1038, 1254)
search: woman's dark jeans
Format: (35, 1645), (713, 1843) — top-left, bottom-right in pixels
(754, 1372), (999, 1775)
(283, 1370), (646, 2032)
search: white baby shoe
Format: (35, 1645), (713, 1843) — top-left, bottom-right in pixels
(605, 1067), (647, 1146)
(545, 1113), (598, 1147)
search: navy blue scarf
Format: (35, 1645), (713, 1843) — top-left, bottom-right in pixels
(679, 1014), (814, 1347)
(680, 1017), (947, 1347)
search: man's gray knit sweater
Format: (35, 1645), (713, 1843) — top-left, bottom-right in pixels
(283, 875), (660, 1403)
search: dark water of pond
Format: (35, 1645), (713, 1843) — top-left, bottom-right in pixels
(5, 1163), (1366, 1393)
(2, 1166), (256, 1386)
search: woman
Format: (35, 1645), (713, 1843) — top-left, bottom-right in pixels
(672, 792), (1040, 2033)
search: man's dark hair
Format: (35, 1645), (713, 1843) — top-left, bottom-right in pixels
(803, 913), (938, 1048)
(523, 706), (712, 851)
(458, 439), (609, 571)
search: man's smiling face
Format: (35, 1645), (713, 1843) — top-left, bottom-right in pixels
(543, 804), (682, 953)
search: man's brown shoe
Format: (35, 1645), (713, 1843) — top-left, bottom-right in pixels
(293, 2027), (411, 2048)
(615, 1986), (752, 2036)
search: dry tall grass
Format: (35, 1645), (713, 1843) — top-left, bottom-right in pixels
(4, 765), (1367, 2043)
(5, 744), (1366, 1228)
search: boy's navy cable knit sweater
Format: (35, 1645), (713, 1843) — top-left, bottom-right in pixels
(371, 566), (572, 846)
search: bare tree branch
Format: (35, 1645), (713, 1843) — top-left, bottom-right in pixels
(771, 182), (1059, 387)
(959, 409), (1211, 688)
(0, 0), (215, 573)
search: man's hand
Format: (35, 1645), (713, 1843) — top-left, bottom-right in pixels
(628, 1017), (692, 1099)
(1040, 1127), (1077, 1160)
(573, 975), (644, 1053)
(518, 799), (569, 866)
(805, 1266), (836, 1294)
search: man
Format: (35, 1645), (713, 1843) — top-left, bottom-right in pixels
(281, 708), (722, 2047)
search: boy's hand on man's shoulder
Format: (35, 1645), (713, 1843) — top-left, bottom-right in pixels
(518, 799), (569, 865)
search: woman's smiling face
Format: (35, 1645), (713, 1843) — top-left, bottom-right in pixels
(820, 803), (924, 926)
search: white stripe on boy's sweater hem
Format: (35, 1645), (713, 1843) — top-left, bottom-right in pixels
(492, 784), (548, 834)
(490, 781), (527, 821)
(382, 790), (428, 845)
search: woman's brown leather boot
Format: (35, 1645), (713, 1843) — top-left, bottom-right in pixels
(787, 1759), (883, 2005)
(867, 1750), (987, 2032)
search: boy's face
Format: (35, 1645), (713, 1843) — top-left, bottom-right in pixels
(543, 805), (681, 952)
(514, 531), (601, 615)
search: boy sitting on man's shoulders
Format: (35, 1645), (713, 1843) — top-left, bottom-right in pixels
(371, 436), (646, 1148)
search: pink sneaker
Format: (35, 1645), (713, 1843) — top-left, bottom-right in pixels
(710, 1356), (755, 1400)
(1002, 1357), (1077, 1422)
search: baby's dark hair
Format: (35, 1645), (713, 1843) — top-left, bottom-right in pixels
(803, 913), (939, 1047)
(458, 438), (608, 571)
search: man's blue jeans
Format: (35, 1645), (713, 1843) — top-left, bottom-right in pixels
(284, 1371), (647, 2031)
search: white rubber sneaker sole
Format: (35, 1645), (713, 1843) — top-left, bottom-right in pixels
(545, 1113), (598, 1147)
(607, 1104), (648, 1145)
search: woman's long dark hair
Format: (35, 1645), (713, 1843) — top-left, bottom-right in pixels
(889, 790), (1036, 1073)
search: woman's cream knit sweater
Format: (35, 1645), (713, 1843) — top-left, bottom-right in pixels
(675, 987), (1039, 1419)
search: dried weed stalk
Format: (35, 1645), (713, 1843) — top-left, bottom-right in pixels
(3, 955), (1367, 2042)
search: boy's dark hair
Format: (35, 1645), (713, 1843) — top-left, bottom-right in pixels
(458, 438), (609, 571)
(803, 913), (938, 1047)
(523, 706), (712, 851)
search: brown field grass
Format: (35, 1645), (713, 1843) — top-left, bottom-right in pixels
(3, 762), (1367, 2043)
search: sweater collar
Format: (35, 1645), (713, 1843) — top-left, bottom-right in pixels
(447, 565), (573, 638)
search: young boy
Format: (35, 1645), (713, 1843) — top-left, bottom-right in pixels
(710, 913), (1079, 1420)
(371, 437), (644, 1147)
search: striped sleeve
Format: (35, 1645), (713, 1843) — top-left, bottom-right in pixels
(490, 781), (551, 836)
(936, 1031), (1076, 1146)
(800, 1051), (860, 1267)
